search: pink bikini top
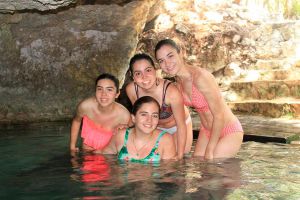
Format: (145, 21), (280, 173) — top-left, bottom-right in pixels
(182, 83), (210, 113)
(81, 116), (113, 150)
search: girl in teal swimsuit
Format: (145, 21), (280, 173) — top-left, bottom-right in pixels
(114, 96), (176, 162)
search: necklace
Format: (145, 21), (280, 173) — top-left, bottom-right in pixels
(132, 130), (152, 157)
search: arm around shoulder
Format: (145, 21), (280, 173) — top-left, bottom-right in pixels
(113, 128), (127, 153)
(167, 84), (187, 159)
(115, 103), (133, 130)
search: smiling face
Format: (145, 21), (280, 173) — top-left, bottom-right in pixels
(132, 101), (160, 134)
(95, 78), (119, 107)
(155, 44), (184, 76)
(132, 59), (157, 90)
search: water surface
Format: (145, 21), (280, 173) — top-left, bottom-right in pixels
(0, 122), (299, 199)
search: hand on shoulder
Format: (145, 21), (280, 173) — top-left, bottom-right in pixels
(113, 127), (127, 152)
(113, 124), (129, 135)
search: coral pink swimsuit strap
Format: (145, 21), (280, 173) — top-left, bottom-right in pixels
(182, 82), (210, 113)
(81, 116), (113, 150)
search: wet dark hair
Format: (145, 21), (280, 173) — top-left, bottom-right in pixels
(132, 96), (160, 115)
(95, 73), (119, 93)
(154, 39), (181, 59)
(128, 53), (156, 77)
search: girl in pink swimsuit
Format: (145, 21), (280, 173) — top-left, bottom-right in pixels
(155, 39), (244, 160)
(70, 73), (131, 155)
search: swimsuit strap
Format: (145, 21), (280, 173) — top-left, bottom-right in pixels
(117, 129), (131, 161)
(154, 130), (166, 148)
(162, 80), (171, 105)
(137, 130), (166, 162)
(134, 83), (139, 98)
(123, 128), (130, 146)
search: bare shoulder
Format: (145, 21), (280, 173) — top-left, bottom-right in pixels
(115, 102), (130, 114)
(192, 67), (216, 87)
(194, 67), (213, 80)
(165, 81), (181, 96)
(164, 81), (183, 104)
(160, 131), (174, 144)
(125, 81), (136, 102)
(125, 81), (135, 94)
(79, 96), (95, 107)
(76, 96), (96, 114)
(114, 102), (131, 123)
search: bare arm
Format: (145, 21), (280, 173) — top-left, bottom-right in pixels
(113, 103), (133, 134)
(159, 133), (177, 160)
(70, 101), (86, 152)
(194, 69), (225, 159)
(114, 128), (126, 153)
(105, 134), (118, 154)
(104, 117), (128, 154)
(167, 84), (187, 159)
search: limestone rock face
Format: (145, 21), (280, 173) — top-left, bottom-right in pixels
(0, 2), (151, 123)
(0, 0), (76, 13)
(77, 0), (142, 6)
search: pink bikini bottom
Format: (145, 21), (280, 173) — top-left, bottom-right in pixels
(200, 120), (243, 139)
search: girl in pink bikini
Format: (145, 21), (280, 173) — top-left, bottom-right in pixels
(70, 73), (131, 154)
(155, 39), (244, 160)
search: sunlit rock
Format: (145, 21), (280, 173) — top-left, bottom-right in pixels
(243, 70), (260, 81)
(203, 11), (223, 22)
(175, 23), (190, 35)
(224, 62), (243, 77)
(155, 14), (173, 32)
(232, 34), (241, 43)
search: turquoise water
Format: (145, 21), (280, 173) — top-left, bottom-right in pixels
(0, 122), (300, 200)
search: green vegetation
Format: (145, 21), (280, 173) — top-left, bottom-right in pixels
(282, 111), (295, 119)
(281, 104), (295, 119)
(264, 0), (300, 19)
(245, 0), (300, 19)
(290, 0), (300, 18)
(286, 134), (300, 144)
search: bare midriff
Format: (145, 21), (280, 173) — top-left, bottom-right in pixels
(199, 101), (238, 131)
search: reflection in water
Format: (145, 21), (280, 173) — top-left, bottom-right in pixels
(185, 157), (242, 199)
(81, 155), (111, 183)
(71, 153), (113, 184)
(70, 152), (242, 200)
(1, 122), (300, 199)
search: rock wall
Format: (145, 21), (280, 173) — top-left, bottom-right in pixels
(138, 0), (300, 78)
(0, 0), (299, 123)
(0, 0), (76, 13)
(0, 1), (153, 123)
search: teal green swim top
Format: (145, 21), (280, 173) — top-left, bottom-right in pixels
(118, 128), (166, 163)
